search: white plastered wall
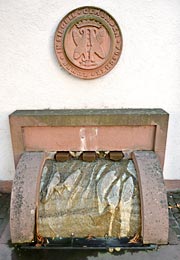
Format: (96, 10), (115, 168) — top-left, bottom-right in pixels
(0, 0), (180, 180)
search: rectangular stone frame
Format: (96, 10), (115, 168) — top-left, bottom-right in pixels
(9, 109), (169, 168)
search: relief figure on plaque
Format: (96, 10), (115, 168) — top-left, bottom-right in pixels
(72, 21), (106, 67)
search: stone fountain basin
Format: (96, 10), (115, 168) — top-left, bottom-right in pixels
(9, 109), (169, 245)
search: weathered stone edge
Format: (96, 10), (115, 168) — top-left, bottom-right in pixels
(10, 152), (46, 243)
(9, 109), (168, 127)
(132, 151), (169, 244)
(10, 108), (168, 116)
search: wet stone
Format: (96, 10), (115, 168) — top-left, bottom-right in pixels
(173, 193), (180, 199)
(172, 227), (180, 236)
(172, 208), (180, 214)
(168, 197), (176, 207)
(174, 213), (180, 220)
(169, 218), (178, 227)
(38, 159), (141, 239)
(0, 218), (3, 225)
(174, 199), (180, 205)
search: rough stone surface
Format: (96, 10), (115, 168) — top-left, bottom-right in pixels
(10, 152), (46, 243)
(132, 151), (169, 244)
(37, 159), (141, 238)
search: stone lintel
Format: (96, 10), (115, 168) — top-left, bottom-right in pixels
(9, 109), (169, 168)
(132, 151), (169, 245)
(9, 109), (168, 129)
(10, 152), (46, 243)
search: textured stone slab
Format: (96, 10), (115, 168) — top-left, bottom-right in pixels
(10, 152), (46, 243)
(38, 159), (141, 238)
(132, 151), (169, 244)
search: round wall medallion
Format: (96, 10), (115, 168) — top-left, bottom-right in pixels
(55, 6), (123, 79)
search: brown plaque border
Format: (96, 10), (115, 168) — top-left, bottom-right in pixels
(54, 6), (123, 79)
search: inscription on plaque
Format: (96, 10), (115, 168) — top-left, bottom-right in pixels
(55, 7), (123, 79)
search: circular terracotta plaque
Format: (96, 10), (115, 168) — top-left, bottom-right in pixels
(55, 6), (123, 79)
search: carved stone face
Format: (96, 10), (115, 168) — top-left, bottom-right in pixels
(38, 158), (141, 238)
(55, 6), (123, 79)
